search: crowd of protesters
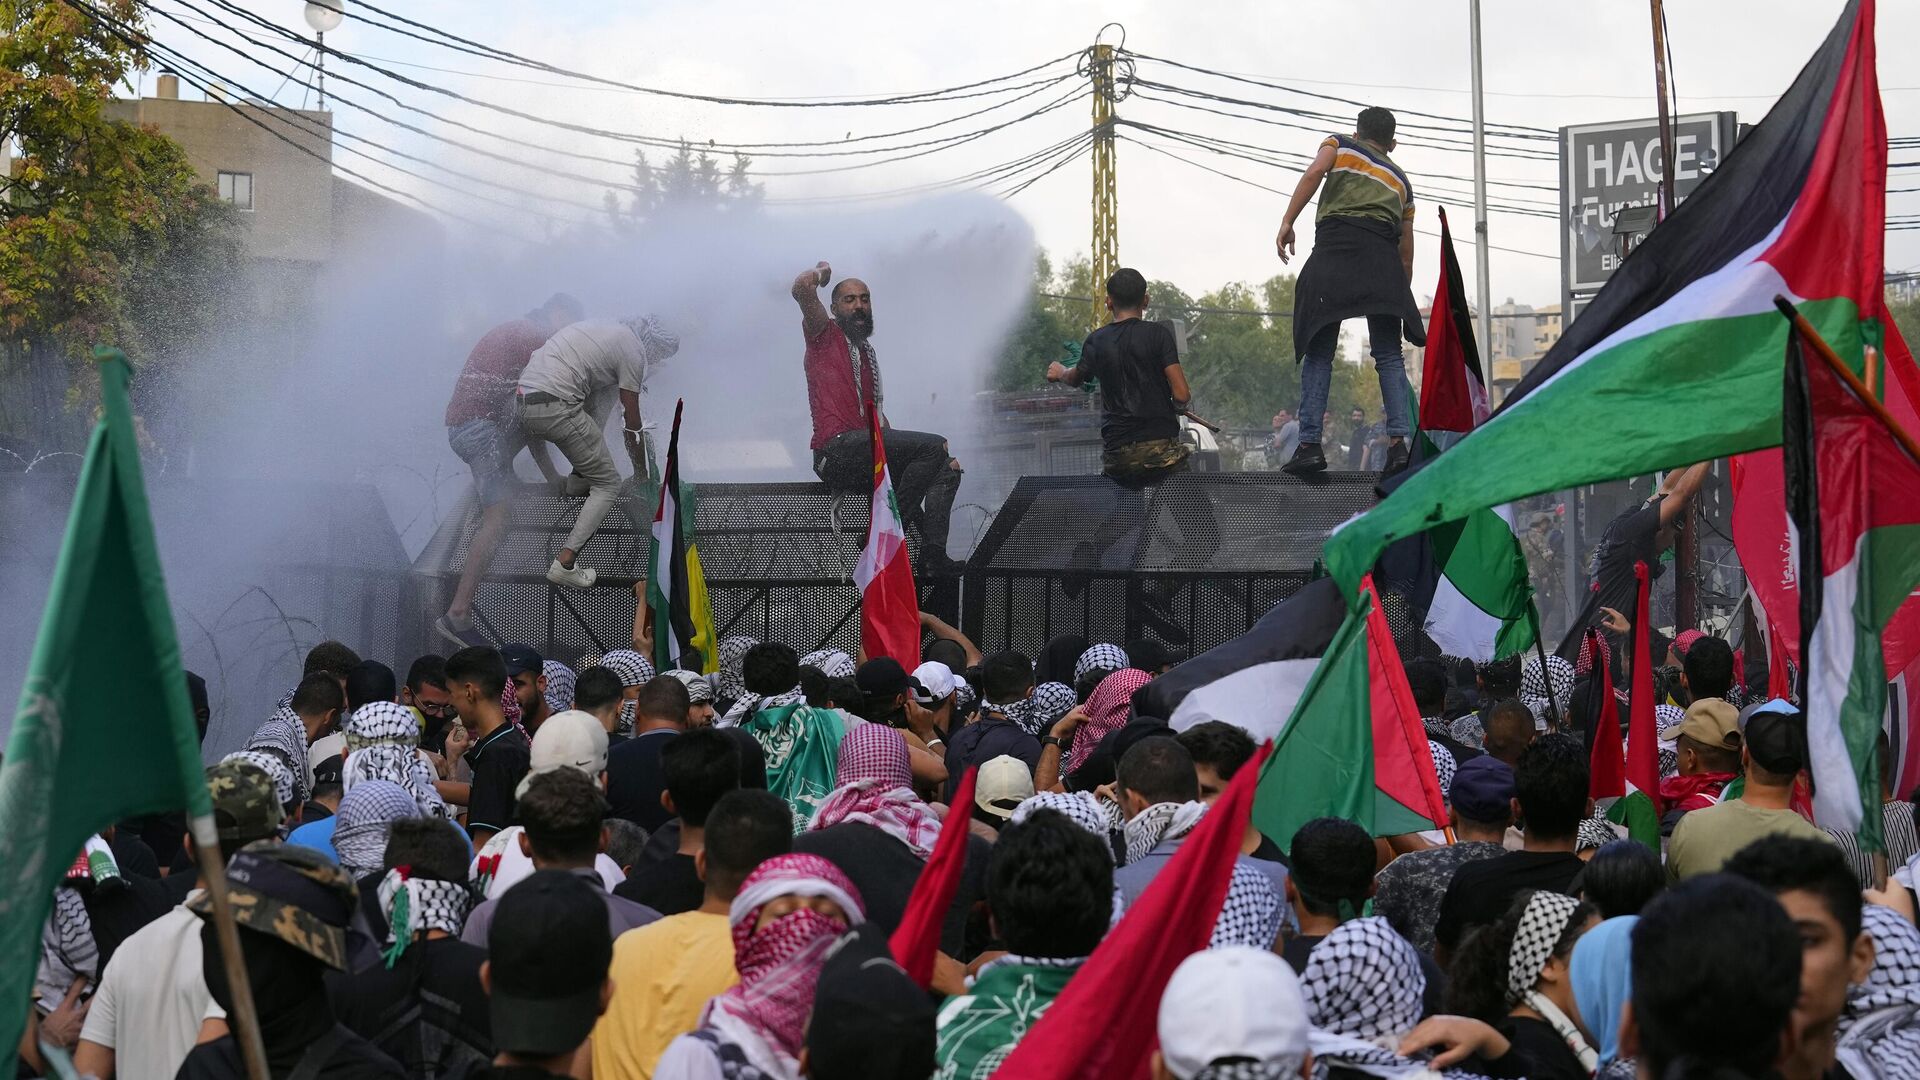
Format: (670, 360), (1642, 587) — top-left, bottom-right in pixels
(20, 595), (1920, 1080)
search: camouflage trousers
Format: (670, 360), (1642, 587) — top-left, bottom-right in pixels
(1102, 437), (1191, 485)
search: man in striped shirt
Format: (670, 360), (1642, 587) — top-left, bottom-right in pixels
(1275, 107), (1425, 477)
(1824, 730), (1920, 885)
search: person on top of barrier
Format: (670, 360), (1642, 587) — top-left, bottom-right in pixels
(1276, 107), (1425, 478)
(516, 315), (680, 590)
(1047, 267), (1193, 486)
(792, 261), (963, 576)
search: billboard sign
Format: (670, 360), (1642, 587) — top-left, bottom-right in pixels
(1560, 112), (1738, 295)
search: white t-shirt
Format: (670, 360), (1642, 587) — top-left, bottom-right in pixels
(469, 825), (625, 899)
(518, 320), (652, 403)
(78, 894), (225, 1080)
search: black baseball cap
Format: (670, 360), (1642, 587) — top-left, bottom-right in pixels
(501, 644), (544, 678)
(856, 657), (920, 702)
(805, 926), (936, 1080)
(486, 870), (612, 1056)
(1743, 706), (1808, 775)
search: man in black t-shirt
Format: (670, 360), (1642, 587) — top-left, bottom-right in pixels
(447, 647), (529, 846)
(1047, 267), (1193, 484)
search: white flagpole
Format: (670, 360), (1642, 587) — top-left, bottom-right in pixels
(1469, 0), (1493, 359)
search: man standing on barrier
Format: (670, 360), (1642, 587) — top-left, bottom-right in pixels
(517, 315), (681, 590)
(1047, 267), (1193, 485)
(792, 260), (963, 575)
(437, 293), (584, 649)
(1276, 106), (1424, 477)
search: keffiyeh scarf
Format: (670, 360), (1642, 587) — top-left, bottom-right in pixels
(1074, 643), (1130, 685)
(601, 650), (655, 735)
(1522, 654), (1575, 722)
(1066, 668), (1153, 776)
(333, 780), (423, 879)
(704, 854), (866, 1076)
(720, 686), (808, 729)
(343, 702), (448, 818)
(221, 750), (294, 809)
(1508, 892), (1599, 1075)
(1124, 799), (1207, 866)
(717, 637), (759, 704)
(1428, 741), (1457, 799)
(798, 649), (856, 680)
(1303, 917), (1492, 1080)
(377, 867), (473, 967)
(1449, 714), (1486, 750)
(1836, 904), (1920, 1080)
(1011, 791), (1123, 856)
(1012, 681), (1078, 737)
(665, 669), (716, 705)
(1210, 861), (1285, 949)
(807, 726), (942, 857)
(246, 706), (312, 805)
(542, 660), (576, 714)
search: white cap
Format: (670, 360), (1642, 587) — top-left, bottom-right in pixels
(516, 710), (609, 799)
(974, 755), (1037, 822)
(1157, 946), (1310, 1079)
(913, 661), (957, 704)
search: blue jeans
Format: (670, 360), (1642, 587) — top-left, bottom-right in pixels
(1296, 316), (1412, 444)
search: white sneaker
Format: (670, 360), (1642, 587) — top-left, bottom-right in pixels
(547, 558), (597, 588)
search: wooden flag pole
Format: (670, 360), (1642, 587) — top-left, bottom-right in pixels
(1774, 297), (1920, 463)
(188, 814), (270, 1080)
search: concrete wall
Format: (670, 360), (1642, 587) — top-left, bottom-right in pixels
(104, 96), (333, 264)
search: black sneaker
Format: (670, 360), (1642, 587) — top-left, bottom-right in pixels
(1384, 440), (1410, 476)
(1282, 443), (1327, 475)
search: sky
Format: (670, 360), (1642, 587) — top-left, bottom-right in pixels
(129, 0), (1920, 317)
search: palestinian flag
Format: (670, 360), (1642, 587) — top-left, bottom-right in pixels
(647, 400), (717, 674)
(855, 404), (920, 668)
(1326, 0), (1897, 597)
(1783, 310), (1920, 849)
(1595, 569), (1661, 849)
(1397, 206), (1536, 661)
(1144, 577), (1448, 847)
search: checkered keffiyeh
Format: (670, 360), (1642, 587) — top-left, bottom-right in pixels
(601, 649), (655, 688)
(345, 701), (421, 751)
(377, 867), (473, 966)
(1523, 654), (1575, 713)
(1301, 917), (1496, 1080)
(246, 706), (312, 806)
(808, 726), (942, 857)
(1074, 643), (1130, 684)
(717, 637), (759, 703)
(1124, 799), (1206, 866)
(1210, 861), (1285, 949)
(342, 702), (447, 818)
(665, 669), (715, 705)
(334, 780), (423, 879)
(1429, 741), (1457, 799)
(1066, 668), (1153, 776)
(799, 650), (856, 680)
(1013, 681), (1079, 737)
(221, 750), (294, 808)
(1010, 792), (1122, 856)
(1508, 891), (1580, 1003)
(543, 660), (576, 714)
(1837, 905), (1920, 1080)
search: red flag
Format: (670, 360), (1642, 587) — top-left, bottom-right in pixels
(1417, 205), (1489, 434)
(1362, 574), (1450, 831)
(855, 404), (921, 667)
(1586, 630), (1626, 801)
(889, 767), (977, 988)
(993, 742), (1274, 1079)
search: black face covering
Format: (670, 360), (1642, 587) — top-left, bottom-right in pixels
(200, 922), (335, 1058)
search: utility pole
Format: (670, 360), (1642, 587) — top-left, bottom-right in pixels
(1089, 36), (1119, 331)
(1649, 0), (1696, 630)
(1468, 0), (1492, 359)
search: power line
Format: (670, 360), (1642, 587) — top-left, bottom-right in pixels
(1038, 293), (1560, 318)
(1128, 81), (1558, 160)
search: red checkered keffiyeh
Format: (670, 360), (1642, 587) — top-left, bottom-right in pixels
(701, 854), (865, 1074)
(1066, 668), (1154, 776)
(807, 725), (942, 857)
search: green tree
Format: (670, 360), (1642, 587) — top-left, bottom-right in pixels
(1, 0), (240, 436)
(1891, 292), (1920, 358)
(606, 139), (761, 228)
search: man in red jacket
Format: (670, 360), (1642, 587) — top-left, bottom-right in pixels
(438, 293), (583, 648)
(792, 261), (963, 574)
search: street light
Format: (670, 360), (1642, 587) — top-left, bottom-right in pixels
(302, 1), (346, 110)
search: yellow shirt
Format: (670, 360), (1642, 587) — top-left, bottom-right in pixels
(1667, 797), (1834, 881)
(592, 911), (737, 1080)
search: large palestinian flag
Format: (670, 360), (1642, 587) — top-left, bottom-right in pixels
(647, 400), (717, 674)
(1327, 0), (1895, 596)
(1141, 577), (1449, 847)
(1783, 311), (1920, 848)
(1395, 206), (1535, 661)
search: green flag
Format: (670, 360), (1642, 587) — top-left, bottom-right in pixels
(0, 348), (211, 1054)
